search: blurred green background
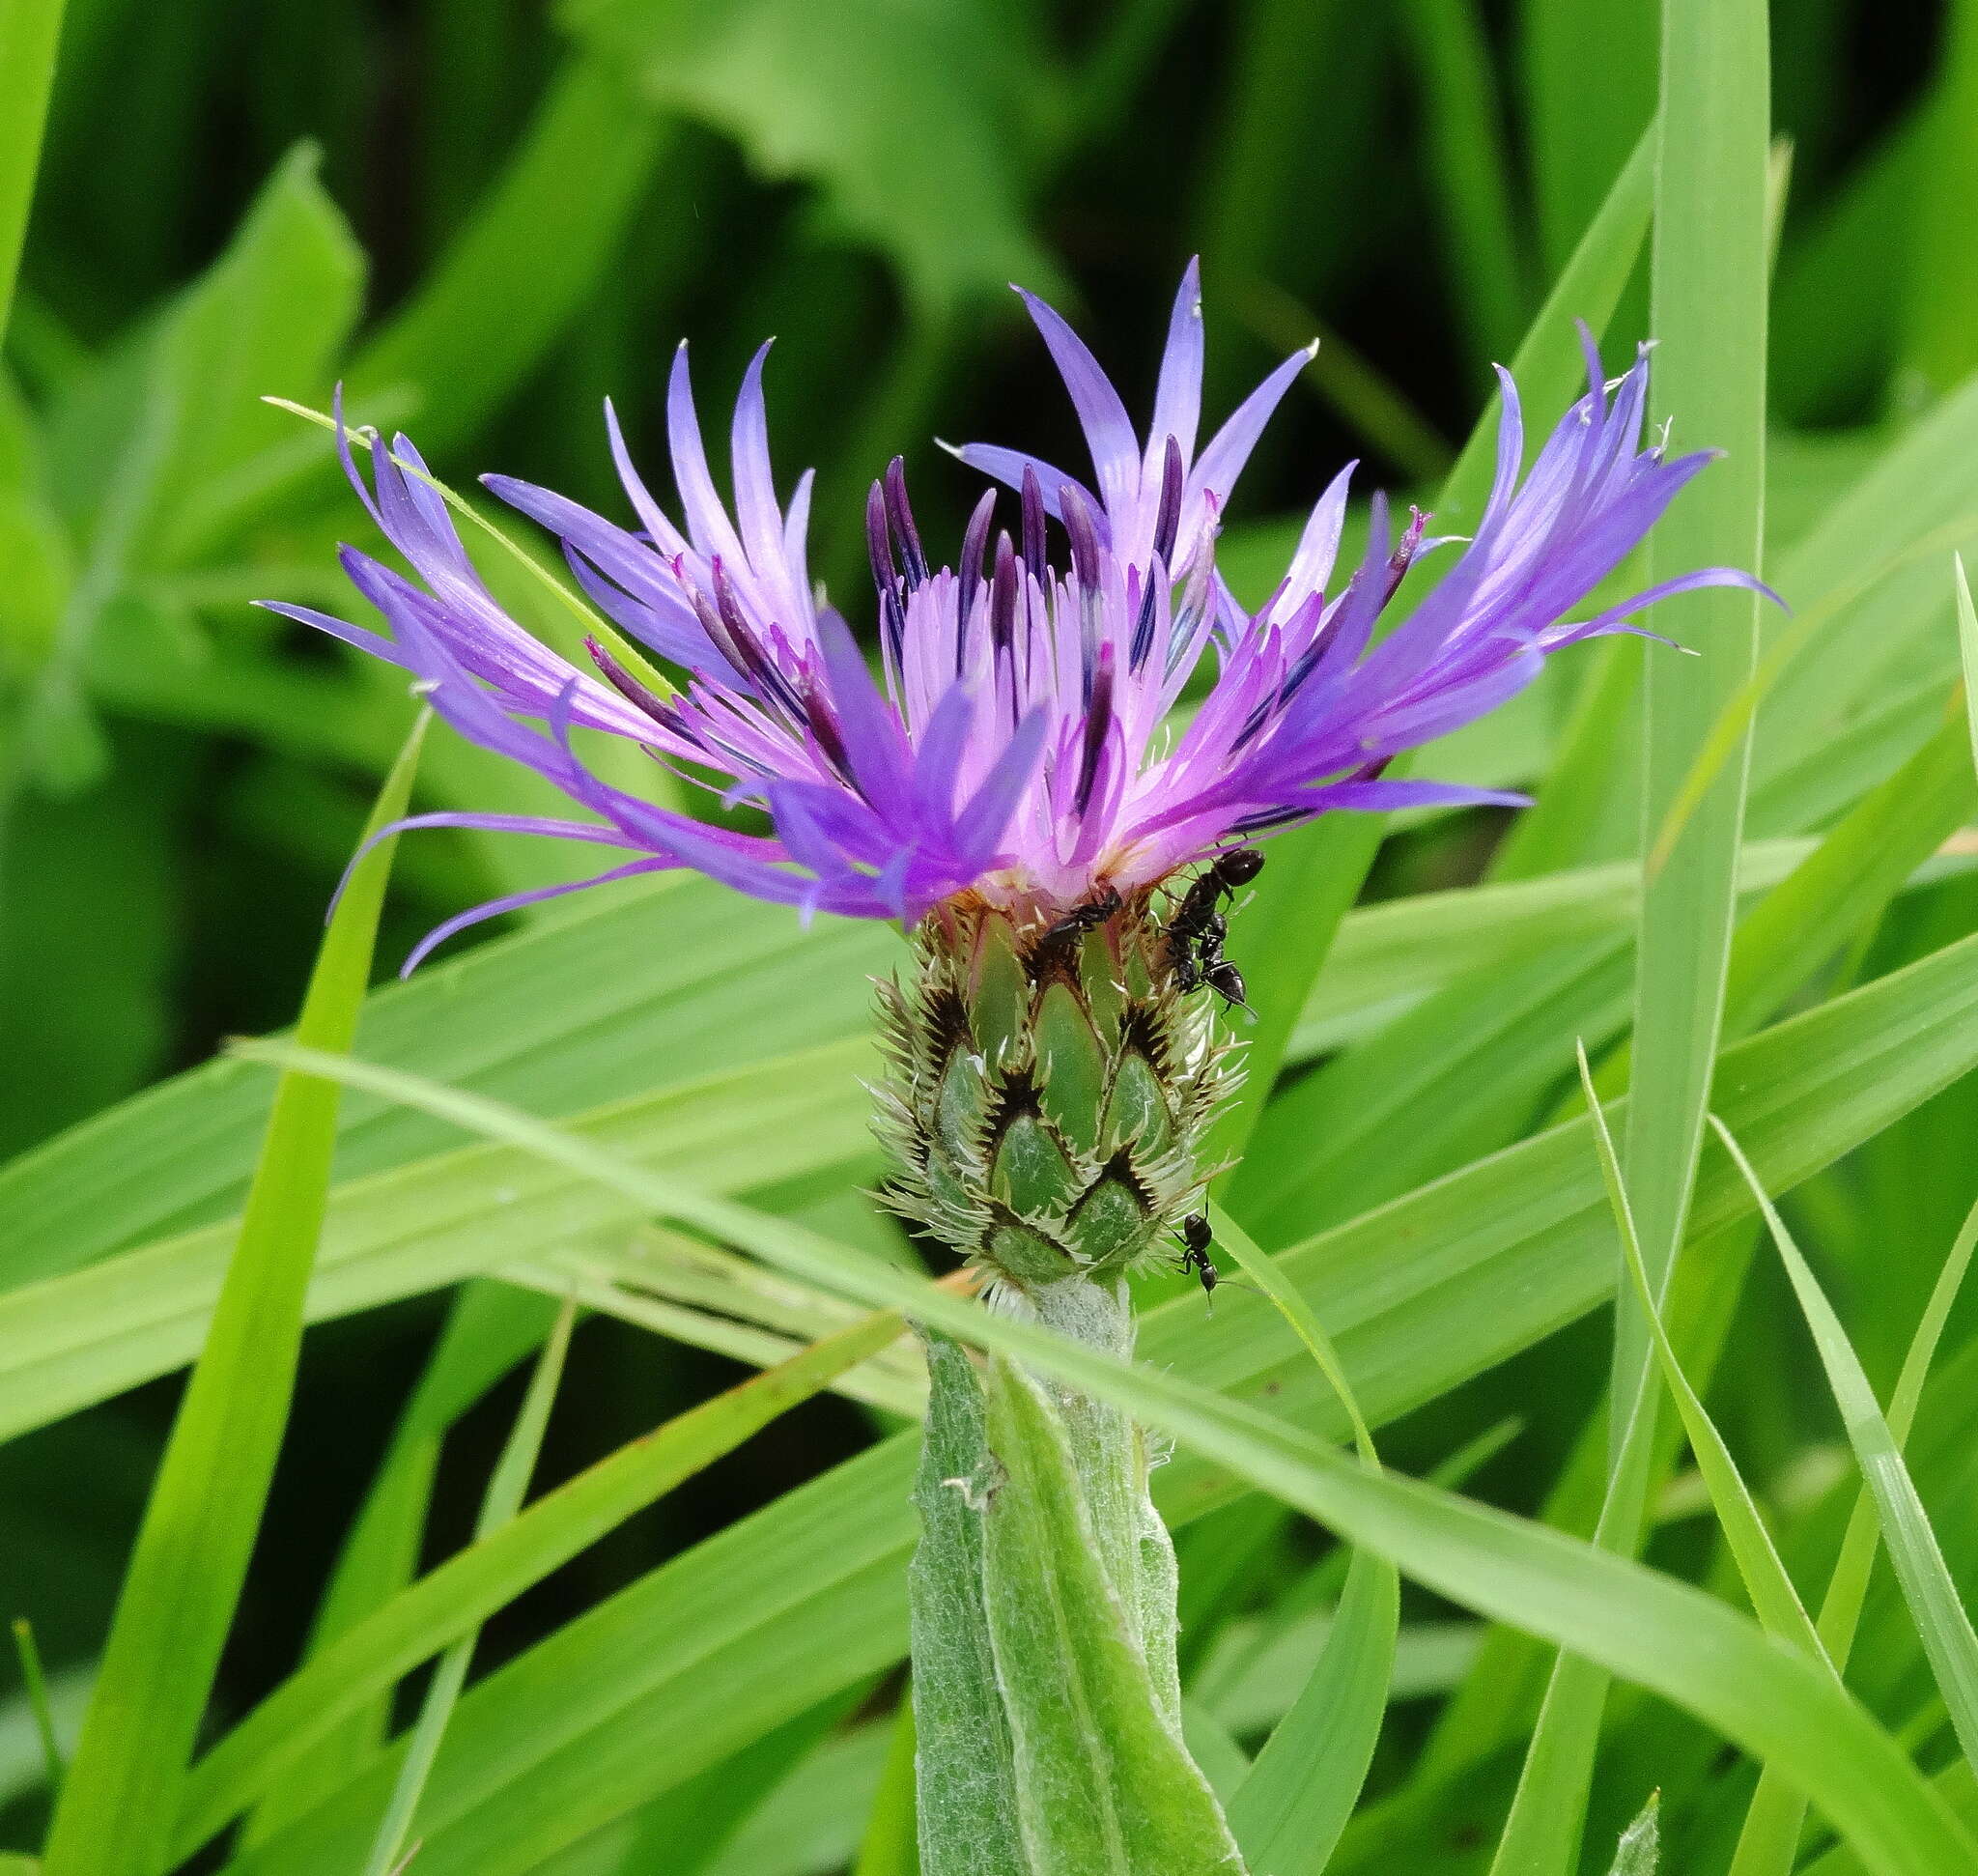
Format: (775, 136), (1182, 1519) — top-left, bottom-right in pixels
(2, 0), (1975, 1860)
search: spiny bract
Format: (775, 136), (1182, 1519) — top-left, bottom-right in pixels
(873, 888), (1239, 1293)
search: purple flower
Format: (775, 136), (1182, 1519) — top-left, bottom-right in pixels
(271, 264), (1768, 970)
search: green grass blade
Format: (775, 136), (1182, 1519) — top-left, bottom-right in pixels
(1730, 1192), (1978, 1876)
(0, 0), (65, 342)
(246, 1281), (560, 1843)
(11, 1618), (61, 1801)
(359, 1297), (577, 1876)
(1714, 1116), (1978, 1784)
(1225, 1545), (1396, 1876)
(1485, 10), (1772, 1867)
(1213, 1210), (1398, 1876)
(849, 1695), (917, 1876)
(1577, 1044), (1824, 1656)
(1627, 0), (1770, 1336)
(39, 712), (428, 1876)
(215, 1042), (1978, 1876)
(174, 1303), (911, 1855)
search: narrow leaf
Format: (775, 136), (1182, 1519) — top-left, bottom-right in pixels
(1714, 1116), (1978, 1784)
(40, 712), (428, 1876)
(359, 1297), (578, 1876)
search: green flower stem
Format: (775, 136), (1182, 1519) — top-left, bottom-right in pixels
(883, 896), (1247, 1873)
(912, 1284), (1245, 1875)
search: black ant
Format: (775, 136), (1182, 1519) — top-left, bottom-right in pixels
(1175, 1210), (1220, 1298)
(1173, 1210), (1260, 1313)
(1167, 848), (1263, 1012)
(1034, 884), (1121, 966)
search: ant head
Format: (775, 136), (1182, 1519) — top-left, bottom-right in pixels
(1218, 847), (1265, 887)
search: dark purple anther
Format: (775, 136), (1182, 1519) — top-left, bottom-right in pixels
(1020, 464), (1047, 583)
(1075, 658), (1113, 815)
(1152, 435), (1184, 567)
(584, 637), (693, 741)
(866, 478), (908, 669)
(989, 531), (1018, 660)
(884, 456), (928, 588)
(958, 488), (996, 629)
(1060, 484), (1101, 589)
(1128, 558), (1163, 673)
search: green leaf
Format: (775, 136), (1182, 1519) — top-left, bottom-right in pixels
(1486, 10), (1771, 1868)
(1225, 1546), (1396, 1876)
(1578, 1045), (1824, 1658)
(1716, 1116), (1978, 1785)
(214, 1038), (1978, 1876)
(557, 0), (1055, 312)
(1728, 1194), (1978, 1876)
(1607, 1792), (1661, 1875)
(359, 1296), (578, 1876)
(978, 1353), (1246, 1875)
(39, 713), (426, 1876)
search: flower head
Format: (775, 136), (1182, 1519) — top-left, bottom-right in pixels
(272, 264), (1766, 969)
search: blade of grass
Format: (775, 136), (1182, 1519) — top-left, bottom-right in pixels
(0, 0), (66, 341)
(359, 1296), (577, 1876)
(1729, 1192), (1978, 1876)
(10, 1618), (61, 1801)
(1713, 1115), (1978, 1782)
(1626, 0), (1770, 1381)
(216, 1040), (1978, 1876)
(174, 1302), (917, 1855)
(1485, 8), (1770, 1868)
(39, 711), (428, 1876)
(849, 1694), (917, 1876)
(245, 1281), (560, 1843)
(1576, 1044), (1825, 1658)
(1213, 1209), (1398, 1876)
